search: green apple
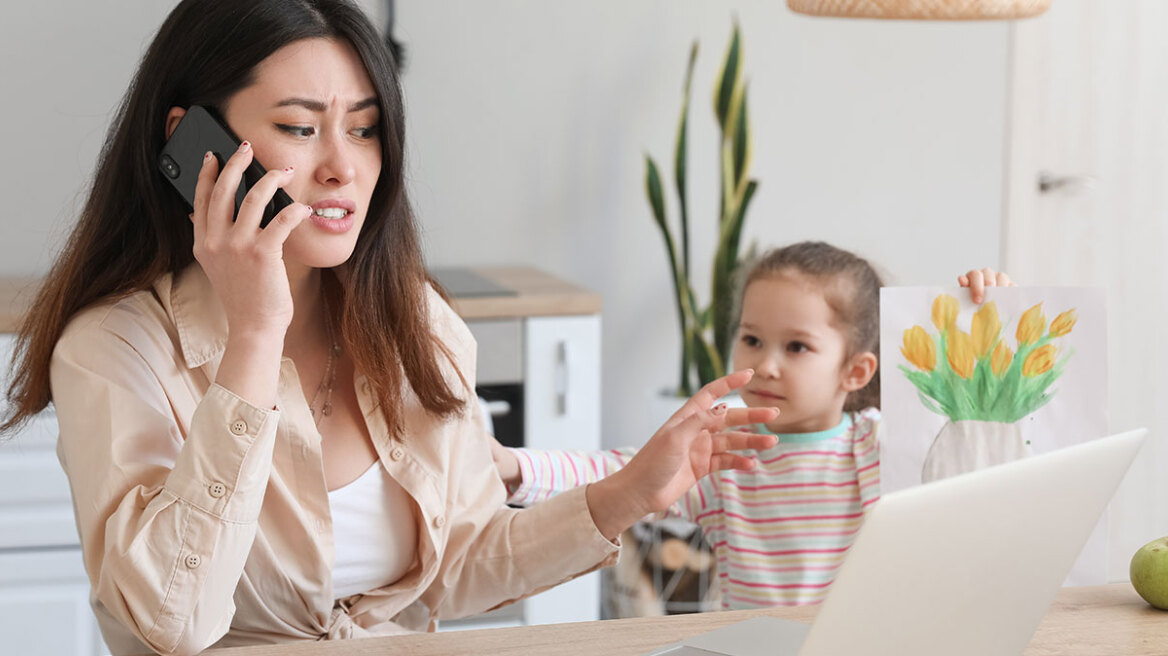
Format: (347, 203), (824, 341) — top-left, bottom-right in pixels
(1131, 537), (1168, 610)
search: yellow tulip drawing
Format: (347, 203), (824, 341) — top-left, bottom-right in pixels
(991, 341), (1013, 376)
(1016, 303), (1046, 345)
(1049, 309), (1078, 338)
(901, 326), (936, 372)
(947, 329), (976, 379)
(932, 294), (958, 333)
(901, 293), (1076, 426)
(971, 302), (1001, 359)
(1023, 344), (1057, 377)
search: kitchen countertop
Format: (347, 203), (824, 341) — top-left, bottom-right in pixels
(0, 267), (601, 332)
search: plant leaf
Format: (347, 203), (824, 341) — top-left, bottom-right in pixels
(646, 156), (693, 395)
(713, 20), (741, 133)
(710, 180), (758, 362)
(675, 41), (698, 282)
(692, 330), (724, 387)
(731, 83), (751, 190)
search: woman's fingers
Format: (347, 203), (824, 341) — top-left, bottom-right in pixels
(235, 166), (295, 233)
(692, 370), (754, 407)
(667, 370), (756, 427)
(709, 453), (759, 473)
(255, 202), (311, 251)
(205, 141), (255, 234)
(191, 151), (219, 243)
(722, 406), (779, 429)
(712, 430), (777, 454)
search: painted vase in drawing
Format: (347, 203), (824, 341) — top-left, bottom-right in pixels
(921, 420), (1032, 483)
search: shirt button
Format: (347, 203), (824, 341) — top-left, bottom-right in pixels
(208, 482), (226, 498)
(433, 515), (446, 529)
(390, 447), (405, 461)
(230, 419), (248, 436)
(185, 554), (202, 569)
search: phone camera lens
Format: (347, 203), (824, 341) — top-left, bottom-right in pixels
(160, 155), (181, 180)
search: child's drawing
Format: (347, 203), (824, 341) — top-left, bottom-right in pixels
(900, 294), (1077, 482)
(880, 286), (1107, 584)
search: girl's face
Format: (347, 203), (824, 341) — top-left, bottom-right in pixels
(731, 274), (873, 433)
(221, 37), (382, 273)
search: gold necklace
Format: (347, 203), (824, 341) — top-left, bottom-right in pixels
(308, 290), (341, 425)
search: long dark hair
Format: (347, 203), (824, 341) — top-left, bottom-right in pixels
(2, 0), (464, 436)
(739, 241), (884, 412)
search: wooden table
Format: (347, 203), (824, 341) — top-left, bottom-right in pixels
(206, 584), (1167, 655)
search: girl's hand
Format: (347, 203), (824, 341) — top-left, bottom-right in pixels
(489, 436), (520, 488)
(958, 267), (1015, 304)
(191, 141), (312, 338)
(584, 370), (779, 540)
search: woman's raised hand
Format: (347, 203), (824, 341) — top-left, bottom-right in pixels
(191, 141), (312, 337)
(584, 370), (779, 540)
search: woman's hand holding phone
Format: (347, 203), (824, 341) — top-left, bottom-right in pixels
(192, 140), (312, 408)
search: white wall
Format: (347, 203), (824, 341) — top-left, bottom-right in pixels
(2, 1), (1007, 447)
(0, 1), (179, 274)
(392, 1), (1009, 446)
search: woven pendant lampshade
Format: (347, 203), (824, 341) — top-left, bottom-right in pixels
(787, 0), (1050, 20)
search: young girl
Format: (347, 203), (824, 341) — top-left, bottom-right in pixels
(494, 242), (1013, 609)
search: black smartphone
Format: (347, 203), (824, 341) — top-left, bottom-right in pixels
(158, 105), (292, 228)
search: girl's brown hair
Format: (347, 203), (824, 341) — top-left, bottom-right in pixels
(739, 241), (884, 412)
(2, 0), (464, 436)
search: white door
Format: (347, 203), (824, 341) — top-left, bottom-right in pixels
(1004, 0), (1168, 579)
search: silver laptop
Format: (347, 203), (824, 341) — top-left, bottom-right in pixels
(647, 428), (1148, 656)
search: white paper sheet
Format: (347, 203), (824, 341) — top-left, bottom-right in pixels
(879, 286), (1108, 584)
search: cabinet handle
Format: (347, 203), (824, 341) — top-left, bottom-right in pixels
(555, 341), (569, 416)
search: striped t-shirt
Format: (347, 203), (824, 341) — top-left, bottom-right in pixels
(506, 408), (881, 609)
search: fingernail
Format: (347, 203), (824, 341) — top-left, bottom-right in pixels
(712, 403), (728, 416)
(284, 166), (294, 173)
(203, 151), (213, 162)
(239, 141), (251, 152)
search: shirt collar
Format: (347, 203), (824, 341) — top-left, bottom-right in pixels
(156, 263), (229, 369)
(755, 412), (853, 443)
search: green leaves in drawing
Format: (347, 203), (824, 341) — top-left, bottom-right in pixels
(899, 294), (1077, 423)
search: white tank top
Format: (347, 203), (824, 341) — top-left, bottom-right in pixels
(328, 463), (417, 600)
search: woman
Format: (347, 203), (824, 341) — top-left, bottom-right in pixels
(1, 1), (776, 654)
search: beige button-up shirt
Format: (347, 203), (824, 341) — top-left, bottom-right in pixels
(50, 264), (618, 656)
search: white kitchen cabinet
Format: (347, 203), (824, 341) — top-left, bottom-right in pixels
(520, 315), (602, 626)
(0, 549), (107, 656)
(0, 333), (109, 656)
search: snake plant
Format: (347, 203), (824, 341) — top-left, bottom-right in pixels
(645, 20), (758, 396)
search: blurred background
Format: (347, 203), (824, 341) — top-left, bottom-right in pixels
(1, 0), (1166, 645)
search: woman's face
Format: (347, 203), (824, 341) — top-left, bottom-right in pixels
(221, 37), (382, 272)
